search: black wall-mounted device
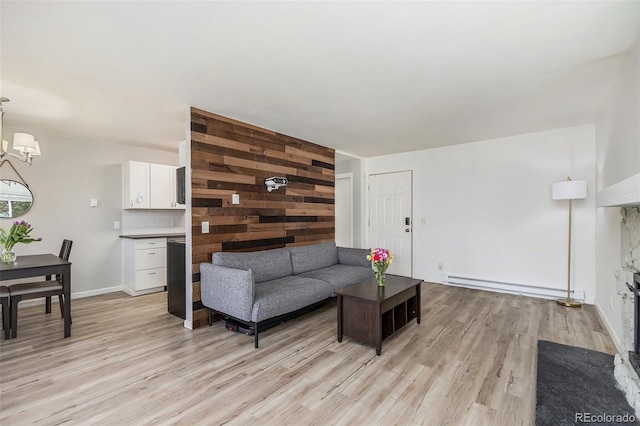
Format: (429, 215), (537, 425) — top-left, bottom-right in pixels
(176, 167), (186, 204)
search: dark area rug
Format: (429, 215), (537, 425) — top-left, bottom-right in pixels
(536, 340), (638, 425)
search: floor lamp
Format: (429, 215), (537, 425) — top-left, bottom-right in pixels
(552, 177), (587, 308)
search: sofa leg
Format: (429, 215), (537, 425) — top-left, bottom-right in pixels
(254, 322), (259, 348)
(207, 309), (212, 326)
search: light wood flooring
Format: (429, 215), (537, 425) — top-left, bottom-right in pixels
(0, 283), (615, 425)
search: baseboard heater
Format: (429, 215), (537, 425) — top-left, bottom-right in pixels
(443, 274), (585, 302)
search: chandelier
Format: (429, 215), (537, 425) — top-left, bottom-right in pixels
(0, 97), (40, 166)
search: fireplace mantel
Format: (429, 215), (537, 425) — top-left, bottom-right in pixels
(597, 174), (640, 207)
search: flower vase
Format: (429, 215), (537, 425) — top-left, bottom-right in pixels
(375, 271), (385, 287)
(1, 248), (16, 264)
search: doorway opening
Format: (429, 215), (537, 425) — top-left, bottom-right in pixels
(335, 173), (353, 248)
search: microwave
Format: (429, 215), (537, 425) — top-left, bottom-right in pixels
(176, 166), (186, 205)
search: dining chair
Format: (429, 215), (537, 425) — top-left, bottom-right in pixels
(0, 285), (9, 340)
(8, 239), (73, 338)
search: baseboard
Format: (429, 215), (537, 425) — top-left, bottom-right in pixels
(183, 319), (193, 330)
(444, 274), (586, 302)
(72, 286), (124, 299)
(121, 286), (164, 297)
(595, 302), (622, 352)
(15, 286), (125, 307)
(121, 287), (135, 297)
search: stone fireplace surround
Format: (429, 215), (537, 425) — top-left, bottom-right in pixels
(614, 206), (640, 415)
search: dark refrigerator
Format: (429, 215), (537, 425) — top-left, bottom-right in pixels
(167, 238), (186, 319)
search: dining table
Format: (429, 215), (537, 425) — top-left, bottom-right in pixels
(0, 254), (72, 338)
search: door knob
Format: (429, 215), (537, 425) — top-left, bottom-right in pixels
(405, 228), (410, 233)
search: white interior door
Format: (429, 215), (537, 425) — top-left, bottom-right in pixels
(335, 174), (353, 247)
(369, 171), (412, 277)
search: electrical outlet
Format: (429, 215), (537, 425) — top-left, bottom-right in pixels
(232, 194), (240, 204)
(113, 221), (120, 230)
(438, 262), (443, 271)
(202, 221), (209, 234)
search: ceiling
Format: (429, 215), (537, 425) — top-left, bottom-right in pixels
(1, 1), (638, 158)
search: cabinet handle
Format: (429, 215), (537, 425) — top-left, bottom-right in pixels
(148, 272), (156, 275)
(148, 243), (156, 245)
(148, 252), (156, 255)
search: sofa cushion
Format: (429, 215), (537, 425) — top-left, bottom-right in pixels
(288, 241), (339, 275)
(251, 276), (333, 322)
(337, 247), (372, 268)
(298, 264), (374, 294)
(212, 248), (292, 283)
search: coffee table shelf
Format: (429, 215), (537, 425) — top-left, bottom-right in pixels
(336, 275), (422, 355)
(382, 295), (418, 340)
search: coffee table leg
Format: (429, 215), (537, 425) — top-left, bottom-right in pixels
(337, 294), (343, 342)
(416, 282), (421, 325)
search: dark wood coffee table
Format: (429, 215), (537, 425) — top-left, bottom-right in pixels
(336, 275), (422, 355)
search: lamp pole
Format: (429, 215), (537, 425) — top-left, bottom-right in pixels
(553, 176), (585, 308)
(559, 194), (578, 306)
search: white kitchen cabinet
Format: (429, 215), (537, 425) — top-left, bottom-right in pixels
(122, 238), (167, 295)
(150, 164), (174, 208)
(123, 161), (184, 209)
(122, 161), (150, 209)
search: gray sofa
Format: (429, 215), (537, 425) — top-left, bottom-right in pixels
(200, 241), (373, 347)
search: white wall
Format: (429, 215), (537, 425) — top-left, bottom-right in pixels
(0, 127), (181, 296)
(365, 125), (597, 302)
(595, 41), (640, 348)
(597, 42), (640, 190)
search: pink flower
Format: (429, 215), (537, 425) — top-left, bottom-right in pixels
(367, 248), (394, 275)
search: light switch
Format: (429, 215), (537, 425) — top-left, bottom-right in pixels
(232, 194), (240, 205)
(114, 221), (120, 230)
(90, 199), (99, 207)
(202, 221), (210, 234)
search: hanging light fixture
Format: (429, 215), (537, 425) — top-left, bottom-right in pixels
(0, 97), (41, 166)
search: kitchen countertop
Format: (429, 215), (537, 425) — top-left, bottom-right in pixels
(120, 228), (186, 239)
(120, 233), (186, 239)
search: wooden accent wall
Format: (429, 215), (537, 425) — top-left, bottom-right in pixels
(190, 107), (335, 328)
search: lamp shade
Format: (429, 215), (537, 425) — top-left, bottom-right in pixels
(32, 141), (41, 156)
(552, 179), (587, 200)
(13, 133), (36, 153)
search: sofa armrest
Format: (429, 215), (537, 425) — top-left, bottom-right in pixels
(337, 247), (372, 268)
(200, 263), (255, 323)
